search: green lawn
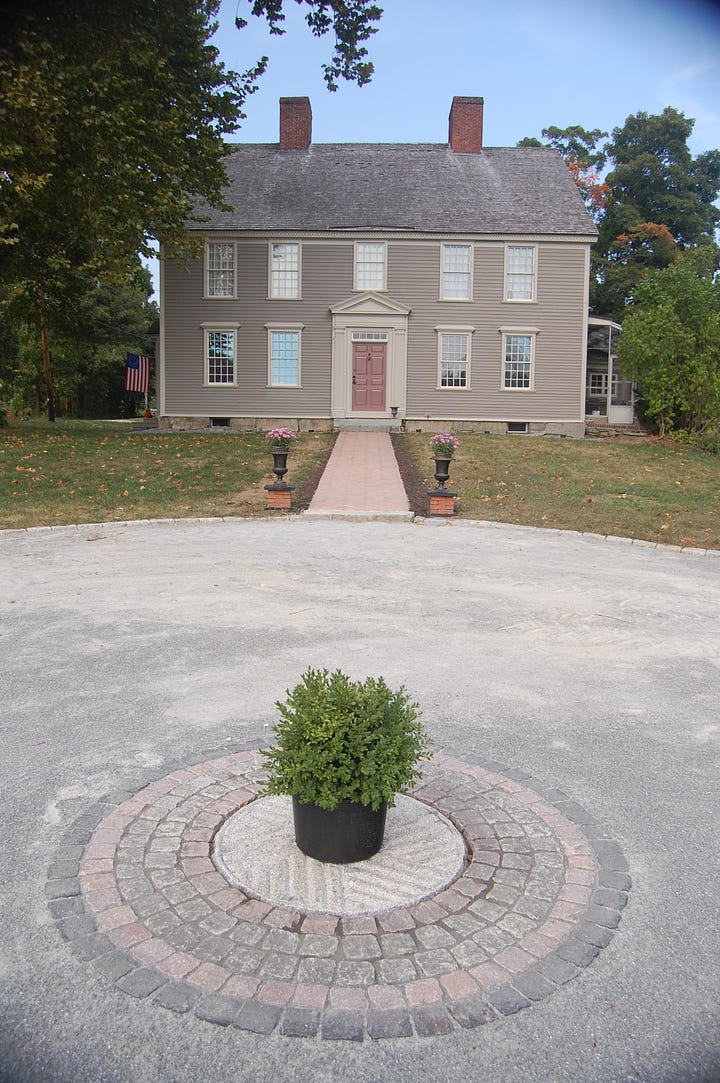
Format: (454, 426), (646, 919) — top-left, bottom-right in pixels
(0, 420), (334, 529)
(2, 422), (718, 550)
(396, 432), (720, 550)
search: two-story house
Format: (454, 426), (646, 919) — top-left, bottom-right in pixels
(158, 96), (597, 436)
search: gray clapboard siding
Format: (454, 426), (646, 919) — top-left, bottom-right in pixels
(163, 236), (588, 422)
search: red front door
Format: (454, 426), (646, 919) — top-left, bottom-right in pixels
(352, 342), (386, 411)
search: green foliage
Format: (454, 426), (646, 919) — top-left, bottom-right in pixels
(0, 0), (380, 418)
(517, 125), (608, 222)
(617, 247), (720, 435)
(262, 669), (431, 811)
(238, 1), (382, 90)
(1, 262), (157, 418)
(672, 430), (720, 455)
(592, 108), (720, 318)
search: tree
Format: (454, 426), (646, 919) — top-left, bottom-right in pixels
(237, 0), (381, 90)
(593, 108), (720, 319)
(617, 246), (720, 435)
(518, 125), (609, 221)
(1, 263), (157, 418)
(592, 222), (679, 320)
(0, 0), (380, 418)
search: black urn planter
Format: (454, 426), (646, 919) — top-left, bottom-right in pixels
(270, 447), (291, 483)
(433, 456), (452, 489)
(292, 796), (388, 864)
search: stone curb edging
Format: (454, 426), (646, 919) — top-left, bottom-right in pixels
(4, 516), (718, 558)
(46, 746), (630, 1041)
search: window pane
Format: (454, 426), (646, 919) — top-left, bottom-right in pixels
(271, 243), (300, 297)
(271, 331), (299, 385)
(440, 334), (468, 388)
(506, 246), (534, 300)
(443, 245), (471, 299)
(356, 243), (386, 289)
(207, 331), (234, 383)
(208, 244), (234, 297)
(504, 335), (531, 388)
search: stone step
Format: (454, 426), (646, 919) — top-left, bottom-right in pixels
(333, 418), (402, 433)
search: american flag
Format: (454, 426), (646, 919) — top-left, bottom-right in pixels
(125, 353), (150, 393)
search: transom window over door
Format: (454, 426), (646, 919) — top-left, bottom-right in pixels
(505, 245), (536, 301)
(206, 243), (235, 297)
(441, 245), (472, 300)
(355, 243), (386, 290)
(270, 243), (301, 298)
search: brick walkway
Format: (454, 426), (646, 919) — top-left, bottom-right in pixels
(47, 749), (629, 1041)
(305, 432), (412, 520)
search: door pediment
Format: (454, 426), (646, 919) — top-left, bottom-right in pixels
(330, 292), (411, 317)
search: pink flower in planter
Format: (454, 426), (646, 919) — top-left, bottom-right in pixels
(266, 427), (297, 449)
(430, 433), (459, 458)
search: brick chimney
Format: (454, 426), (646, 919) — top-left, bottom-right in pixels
(279, 97), (312, 150)
(448, 96), (484, 153)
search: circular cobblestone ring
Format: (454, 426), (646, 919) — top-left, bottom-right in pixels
(47, 749), (630, 1041)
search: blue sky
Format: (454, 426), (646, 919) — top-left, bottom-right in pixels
(149, 0), (720, 292)
(216, 0), (720, 154)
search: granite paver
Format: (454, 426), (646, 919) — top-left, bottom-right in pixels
(47, 749), (629, 1041)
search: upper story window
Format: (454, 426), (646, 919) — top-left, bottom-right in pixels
(505, 245), (536, 302)
(502, 330), (536, 390)
(355, 242), (386, 291)
(270, 242), (301, 298)
(206, 243), (235, 298)
(441, 244), (472, 300)
(203, 325), (238, 385)
(437, 327), (474, 389)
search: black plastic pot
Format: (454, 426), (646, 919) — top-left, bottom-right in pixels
(292, 796), (388, 864)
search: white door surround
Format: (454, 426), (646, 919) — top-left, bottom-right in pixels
(330, 292), (410, 419)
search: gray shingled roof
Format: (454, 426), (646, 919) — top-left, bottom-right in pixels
(192, 144), (597, 237)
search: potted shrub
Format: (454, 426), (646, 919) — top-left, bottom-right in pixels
(261, 668), (431, 864)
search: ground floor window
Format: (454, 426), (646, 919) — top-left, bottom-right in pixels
(205, 329), (237, 385)
(268, 328), (302, 386)
(436, 327), (473, 389)
(588, 372), (608, 397)
(502, 331), (536, 390)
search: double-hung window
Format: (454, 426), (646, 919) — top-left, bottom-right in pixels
(355, 242), (386, 290)
(270, 242), (301, 298)
(501, 330), (537, 390)
(505, 245), (536, 301)
(441, 244), (472, 300)
(267, 326), (302, 387)
(203, 324), (238, 385)
(437, 327), (473, 389)
(206, 243), (235, 298)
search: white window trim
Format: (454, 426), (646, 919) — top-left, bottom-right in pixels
(204, 242), (237, 299)
(503, 244), (537, 303)
(354, 241), (387, 292)
(439, 243), (474, 301)
(200, 322), (239, 386)
(268, 241), (302, 300)
(435, 325), (475, 391)
(499, 326), (539, 392)
(266, 323), (304, 388)
(588, 372), (609, 397)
